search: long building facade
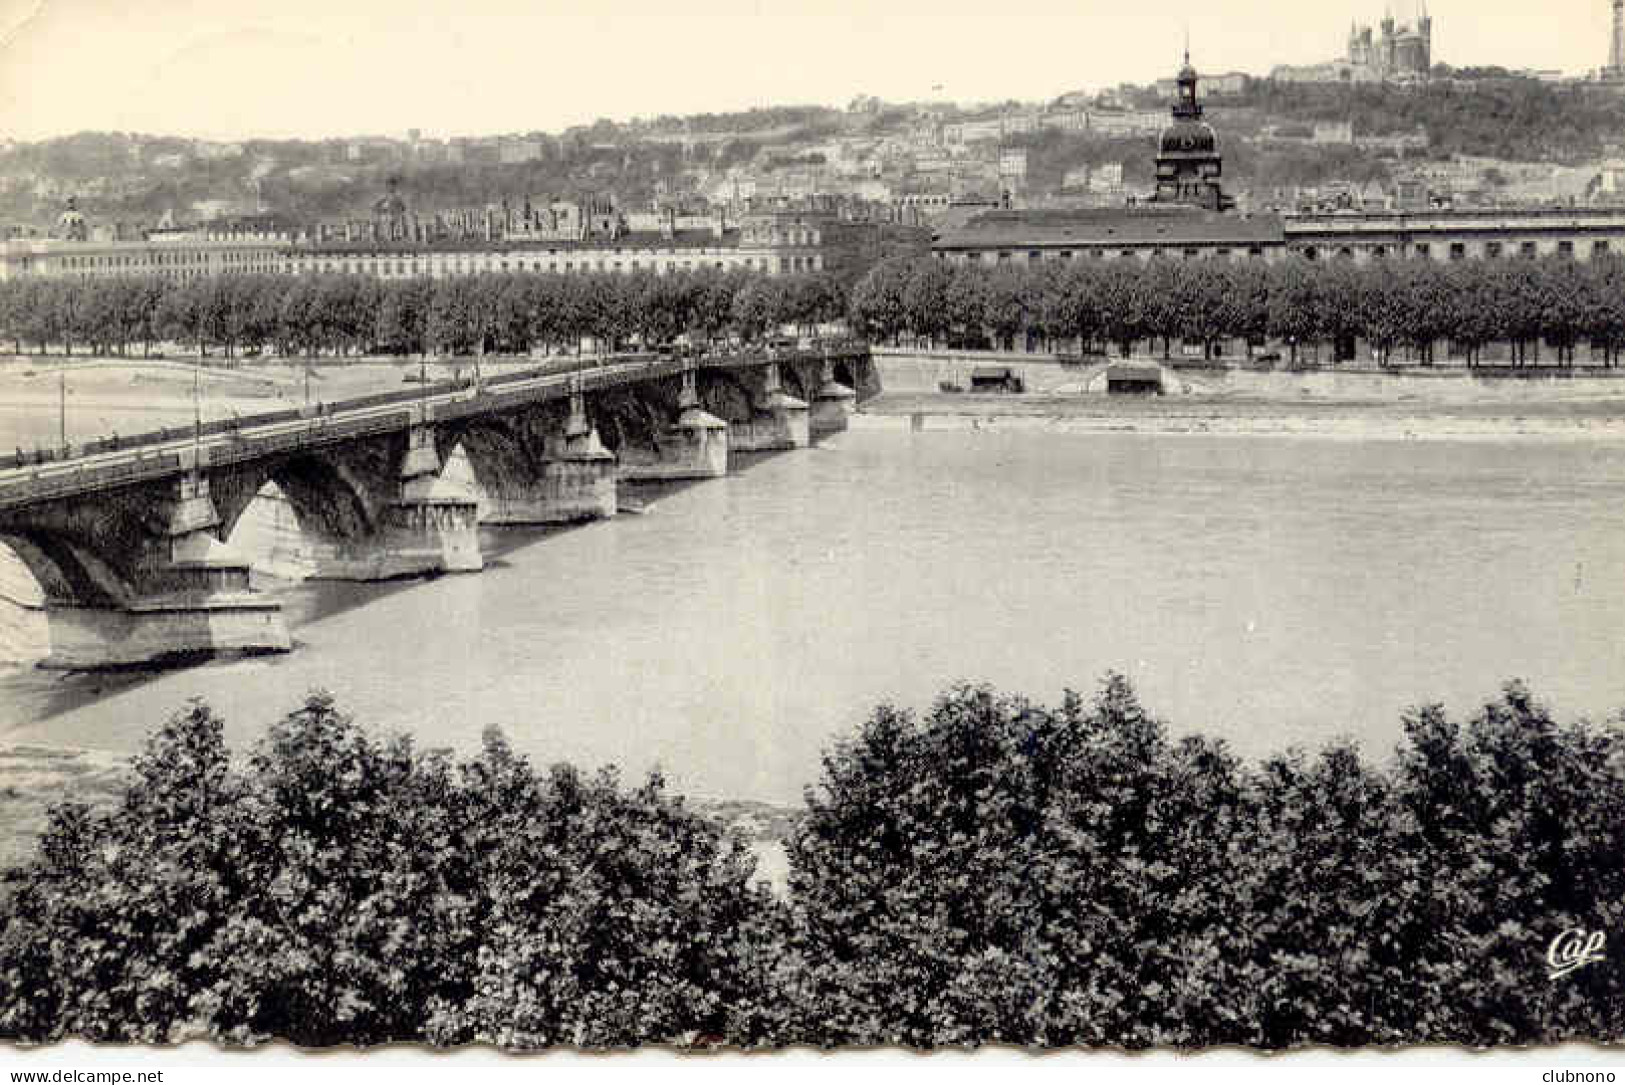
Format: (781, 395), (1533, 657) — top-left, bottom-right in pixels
(934, 205), (1625, 266)
(0, 209), (825, 283)
(0, 234), (292, 283)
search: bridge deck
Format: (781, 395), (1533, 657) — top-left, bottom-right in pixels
(0, 346), (868, 511)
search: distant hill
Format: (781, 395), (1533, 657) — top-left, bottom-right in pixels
(5, 75), (1624, 232)
(1234, 74), (1625, 164)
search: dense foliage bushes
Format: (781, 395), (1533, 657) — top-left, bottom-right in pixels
(781, 678), (1625, 1048)
(850, 253), (1625, 366)
(0, 267), (847, 361)
(3, 679), (1623, 1048)
(0, 695), (775, 1046)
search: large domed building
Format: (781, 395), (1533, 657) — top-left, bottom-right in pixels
(56, 197), (89, 242)
(371, 178), (411, 241)
(373, 182), (407, 221)
(1152, 55), (1234, 213)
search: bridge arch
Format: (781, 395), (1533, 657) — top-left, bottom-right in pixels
(0, 531), (141, 666)
(433, 409), (555, 497)
(215, 453), (379, 546)
(0, 530), (131, 608)
(777, 362), (812, 403)
(591, 391), (666, 457)
(437, 431), (528, 518)
(696, 369), (757, 424)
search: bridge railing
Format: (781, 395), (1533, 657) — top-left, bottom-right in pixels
(0, 451), (187, 511)
(204, 409), (419, 468)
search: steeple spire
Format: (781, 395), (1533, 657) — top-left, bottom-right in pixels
(1174, 38), (1201, 119)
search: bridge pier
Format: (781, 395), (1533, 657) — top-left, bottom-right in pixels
(478, 389), (618, 523)
(730, 363), (809, 452)
(307, 424), (482, 580)
(390, 424), (483, 573)
(810, 359), (857, 437)
(619, 368), (730, 481)
(43, 473), (290, 670)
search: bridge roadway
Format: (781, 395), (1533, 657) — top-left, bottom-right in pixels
(0, 344), (865, 511)
(0, 343), (870, 669)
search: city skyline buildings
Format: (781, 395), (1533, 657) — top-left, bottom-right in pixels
(0, 0), (1611, 143)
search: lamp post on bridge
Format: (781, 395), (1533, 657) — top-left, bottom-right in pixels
(57, 368), (66, 457)
(420, 352), (430, 417)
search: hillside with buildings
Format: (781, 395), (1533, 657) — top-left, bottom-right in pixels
(12, 18), (1625, 259)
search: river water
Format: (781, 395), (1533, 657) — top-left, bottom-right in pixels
(2, 428), (1624, 803)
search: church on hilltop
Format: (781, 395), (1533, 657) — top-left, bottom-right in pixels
(1346, 4), (1433, 81)
(1272, 3), (1433, 85)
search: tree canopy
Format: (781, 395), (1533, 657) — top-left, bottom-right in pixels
(3, 678), (1624, 1048)
(0, 267), (849, 361)
(849, 253), (1625, 366)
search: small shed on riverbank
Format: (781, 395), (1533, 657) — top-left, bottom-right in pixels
(1106, 363), (1164, 396)
(970, 366), (1024, 393)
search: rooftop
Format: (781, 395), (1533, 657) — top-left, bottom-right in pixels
(1282, 205), (1625, 225)
(935, 207), (1286, 248)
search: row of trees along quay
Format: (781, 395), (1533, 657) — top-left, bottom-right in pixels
(849, 253), (1625, 367)
(17, 253), (1625, 369)
(0, 266), (849, 360)
(1, 678), (1622, 1048)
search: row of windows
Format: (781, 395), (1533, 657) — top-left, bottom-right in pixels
(954, 245), (1270, 263)
(291, 254), (818, 276)
(945, 237), (1625, 265)
(55, 250), (277, 271)
(739, 225), (820, 245)
(18, 250), (817, 280)
(46, 242), (822, 273)
(1298, 239), (1613, 261)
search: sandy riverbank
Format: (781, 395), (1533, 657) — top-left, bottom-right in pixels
(0, 357), (540, 449)
(0, 744), (127, 869)
(856, 392), (1625, 441)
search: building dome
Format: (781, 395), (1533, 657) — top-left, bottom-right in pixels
(56, 197), (88, 241)
(373, 191), (408, 218)
(373, 177), (408, 220)
(1158, 119), (1218, 156)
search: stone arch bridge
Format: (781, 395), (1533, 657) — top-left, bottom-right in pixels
(0, 347), (872, 669)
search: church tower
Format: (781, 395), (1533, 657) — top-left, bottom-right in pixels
(1153, 52), (1233, 212)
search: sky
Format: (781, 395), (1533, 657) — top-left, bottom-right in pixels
(0, 0), (1611, 142)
